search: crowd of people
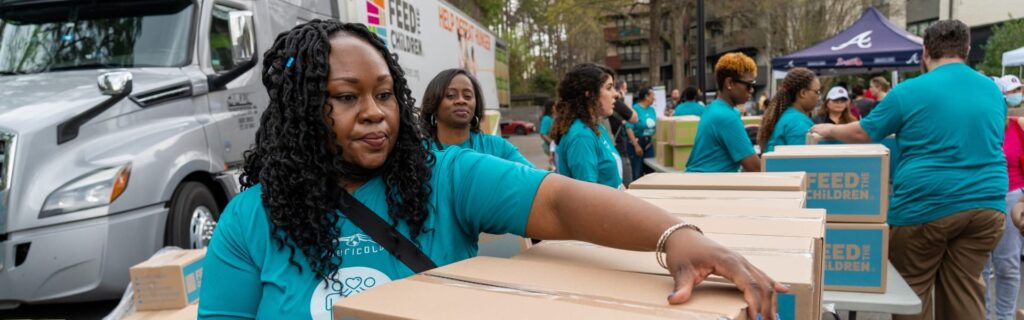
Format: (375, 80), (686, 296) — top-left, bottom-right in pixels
(189, 14), (1024, 320)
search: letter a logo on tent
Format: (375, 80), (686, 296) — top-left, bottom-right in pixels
(906, 52), (920, 65)
(831, 31), (873, 51)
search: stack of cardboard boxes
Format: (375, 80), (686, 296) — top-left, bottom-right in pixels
(123, 249), (206, 319)
(655, 116), (700, 170)
(334, 172), (825, 319)
(763, 144), (891, 293)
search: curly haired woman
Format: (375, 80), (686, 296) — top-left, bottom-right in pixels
(198, 20), (786, 319)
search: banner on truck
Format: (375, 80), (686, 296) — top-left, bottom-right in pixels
(354, 0), (500, 109)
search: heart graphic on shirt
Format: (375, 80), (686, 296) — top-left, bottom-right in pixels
(345, 277), (363, 290)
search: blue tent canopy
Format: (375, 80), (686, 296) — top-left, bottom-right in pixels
(771, 7), (922, 71)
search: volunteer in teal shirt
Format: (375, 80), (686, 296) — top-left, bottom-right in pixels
(810, 21), (1005, 320)
(420, 69), (533, 167)
(672, 87), (705, 117)
(625, 87), (657, 180)
(200, 22), (787, 320)
(539, 100), (555, 168)
(557, 118), (623, 188)
(757, 68), (819, 153)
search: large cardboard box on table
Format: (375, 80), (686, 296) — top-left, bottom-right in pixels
(664, 116), (701, 146)
(763, 144), (889, 223)
(333, 257), (750, 319)
(629, 172), (808, 191)
(515, 236), (822, 320)
(672, 145), (694, 170)
(741, 116), (762, 126)
(825, 223), (889, 293)
(123, 303), (198, 320)
(656, 142), (674, 167)
(626, 189), (807, 207)
(639, 197), (805, 209)
(129, 249), (205, 311)
(807, 133), (900, 185)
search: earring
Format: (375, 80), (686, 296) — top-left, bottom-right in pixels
(431, 114), (437, 126)
(472, 116), (480, 128)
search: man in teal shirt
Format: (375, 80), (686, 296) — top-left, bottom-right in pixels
(673, 87), (705, 117)
(811, 20), (1006, 320)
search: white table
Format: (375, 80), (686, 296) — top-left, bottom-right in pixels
(823, 263), (922, 320)
(643, 158), (682, 173)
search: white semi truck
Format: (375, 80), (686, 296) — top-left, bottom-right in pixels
(0, 0), (501, 307)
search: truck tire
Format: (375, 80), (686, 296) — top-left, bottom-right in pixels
(165, 182), (220, 249)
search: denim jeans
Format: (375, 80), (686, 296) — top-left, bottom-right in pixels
(983, 188), (1024, 320)
(627, 136), (654, 181)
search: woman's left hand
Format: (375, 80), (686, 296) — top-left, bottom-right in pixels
(664, 228), (789, 320)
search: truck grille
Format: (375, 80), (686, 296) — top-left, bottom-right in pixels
(0, 132), (12, 191)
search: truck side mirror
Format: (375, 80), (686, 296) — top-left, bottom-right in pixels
(208, 10), (257, 92)
(97, 72), (133, 96)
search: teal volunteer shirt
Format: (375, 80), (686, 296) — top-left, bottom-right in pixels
(765, 106), (813, 152)
(625, 103), (658, 137)
(429, 131), (533, 167)
(673, 101), (705, 117)
(539, 115), (554, 136)
(199, 148), (550, 319)
(556, 119), (623, 188)
(859, 62), (1007, 226)
(685, 99), (756, 173)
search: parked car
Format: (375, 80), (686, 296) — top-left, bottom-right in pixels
(500, 121), (536, 135)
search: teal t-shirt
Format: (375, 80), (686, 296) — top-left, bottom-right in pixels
(859, 63), (1007, 226)
(625, 104), (657, 137)
(556, 119), (623, 188)
(673, 101), (705, 117)
(765, 106), (813, 152)
(539, 115), (554, 136)
(685, 99), (755, 173)
(428, 132), (533, 167)
(198, 148), (549, 319)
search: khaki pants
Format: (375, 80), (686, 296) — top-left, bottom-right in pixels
(890, 208), (1004, 320)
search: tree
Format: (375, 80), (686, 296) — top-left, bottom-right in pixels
(979, 18), (1024, 76)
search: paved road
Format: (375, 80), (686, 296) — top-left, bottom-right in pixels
(0, 300), (118, 319)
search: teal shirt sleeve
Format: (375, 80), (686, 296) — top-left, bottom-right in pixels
(782, 116), (812, 146)
(718, 115), (756, 162)
(446, 149), (549, 236)
(539, 116), (553, 135)
(199, 189), (266, 319)
(565, 133), (601, 183)
(859, 91), (903, 142)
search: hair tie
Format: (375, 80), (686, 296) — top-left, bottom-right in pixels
(286, 56), (295, 69)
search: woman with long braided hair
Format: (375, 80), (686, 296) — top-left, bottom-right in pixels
(757, 67), (820, 152)
(200, 20), (786, 319)
(420, 68), (532, 166)
(685, 53), (761, 172)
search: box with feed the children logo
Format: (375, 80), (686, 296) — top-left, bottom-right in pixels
(763, 144), (889, 223)
(806, 133), (900, 185)
(825, 223), (889, 293)
(129, 249), (206, 311)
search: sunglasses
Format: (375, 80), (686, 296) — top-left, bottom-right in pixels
(733, 79), (756, 91)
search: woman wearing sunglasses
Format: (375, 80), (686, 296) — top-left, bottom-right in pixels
(813, 86), (858, 125)
(756, 67), (820, 153)
(685, 53), (762, 172)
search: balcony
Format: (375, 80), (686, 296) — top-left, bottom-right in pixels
(603, 26), (647, 42)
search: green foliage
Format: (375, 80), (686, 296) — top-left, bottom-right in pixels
(979, 18), (1024, 76)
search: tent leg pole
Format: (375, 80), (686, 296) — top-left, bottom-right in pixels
(892, 70), (900, 85)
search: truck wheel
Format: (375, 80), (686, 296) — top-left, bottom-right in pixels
(166, 182), (220, 249)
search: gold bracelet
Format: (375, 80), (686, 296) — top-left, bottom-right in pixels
(656, 222), (704, 270)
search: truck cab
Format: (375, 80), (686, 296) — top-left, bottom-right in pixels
(0, 0), (335, 307)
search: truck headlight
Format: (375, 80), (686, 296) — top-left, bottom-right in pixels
(40, 164), (131, 218)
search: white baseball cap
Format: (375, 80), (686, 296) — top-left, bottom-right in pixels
(998, 75), (1022, 92)
(826, 86), (849, 101)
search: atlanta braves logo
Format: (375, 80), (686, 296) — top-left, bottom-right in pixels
(831, 31), (873, 51)
(906, 52), (920, 64)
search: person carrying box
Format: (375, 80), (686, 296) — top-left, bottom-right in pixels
(811, 20), (1007, 320)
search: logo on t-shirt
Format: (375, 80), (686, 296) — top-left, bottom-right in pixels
(309, 266), (393, 320)
(335, 233), (386, 256)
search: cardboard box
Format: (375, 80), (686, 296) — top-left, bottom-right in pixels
(333, 257), (749, 319)
(480, 110), (501, 135)
(629, 172), (808, 191)
(626, 189), (806, 207)
(763, 145), (889, 223)
(640, 197), (806, 209)
(806, 133), (899, 186)
(665, 116), (701, 146)
(656, 142), (674, 167)
(130, 249), (205, 311)
(123, 303), (198, 320)
(824, 223), (889, 293)
(741, 116), (762, 126)
(477, 233), (532, 258)
(672, 145), (693, 170)
(514, 236), (821, 320)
